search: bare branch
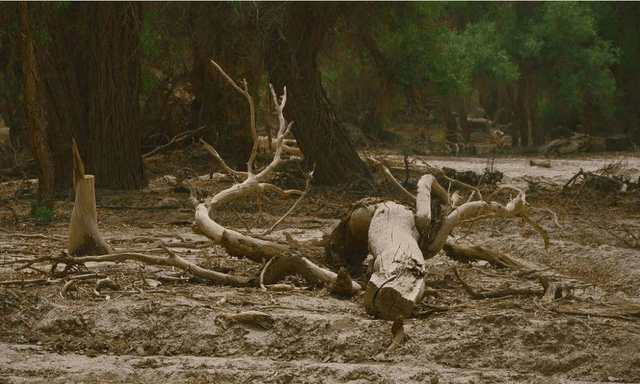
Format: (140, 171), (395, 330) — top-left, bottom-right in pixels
(210, 59), (258, 174)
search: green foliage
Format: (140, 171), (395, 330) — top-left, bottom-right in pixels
(36, 30), (52, 46)
(431, 125), (445, 143)
(431, 20), (519, 97)
(50, 2), (71, 13)
(30, 200), (55, 220)
(141, 73), (159, 96)
(141, 10), (160, 57)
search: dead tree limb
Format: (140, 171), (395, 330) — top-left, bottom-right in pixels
(452, 266), (543, 299)
(72, 245), (254, 287)
(261, 253), (361, 296)
(193, 61), (297, 262)
(366, 157), (416, 204)
(143, 125), (210, 159)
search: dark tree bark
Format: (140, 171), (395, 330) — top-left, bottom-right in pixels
(189, 2), (260, 169)
(39, 4), (86, 189)
(508, 80), (529, 147)
(84, 3), (146, 189)
(516, 79), (529, 147)
(263, 2), (369, 184)
(528, 76), (542, 146)
(19, 2), (54, 205)
(582, 92), (597, 136)
(506, 84), (520, 147)
(38, 2), (146, 190)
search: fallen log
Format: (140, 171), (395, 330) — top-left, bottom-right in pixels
(363, 201), (425, 320)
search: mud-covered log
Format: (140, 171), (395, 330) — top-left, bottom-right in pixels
(68, 138), (112, 256)
(363, 201), (425, 320)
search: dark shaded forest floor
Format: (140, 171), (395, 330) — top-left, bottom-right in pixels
(1, 145), (640, 384)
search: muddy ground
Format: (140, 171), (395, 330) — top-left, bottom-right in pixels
(1, 147), (640, 384)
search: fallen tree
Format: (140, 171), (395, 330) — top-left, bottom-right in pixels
(326, 160), (548, 319)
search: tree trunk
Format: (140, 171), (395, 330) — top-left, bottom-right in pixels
(38, 2), (146, 190)
(516, 79), (529, 147)
(84, 3), (146, 190)
(454, 98), (471, 143)
(68, 139), (112, 256)
(582, 92), (597, 136)
(528, 76), (542, 146)
(442, 99), (458, 143)
(362, 202), (425, 320)
(19, 2), (54, 205)
(189, 2), (255, 168)
(263, 3), (369, 184)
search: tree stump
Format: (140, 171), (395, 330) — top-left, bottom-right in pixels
(68, 138), (112, 256)
(363, 202), (425, 320)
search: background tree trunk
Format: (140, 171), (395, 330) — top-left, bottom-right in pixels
(84, 3), (146, 190)
(263, 3), (369, 184)
(19, 2), (54, 204)
(528, 76), (542, 146)
(189, 2), (257, 168)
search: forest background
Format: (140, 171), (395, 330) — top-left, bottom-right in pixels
(1, 2), (638, 200)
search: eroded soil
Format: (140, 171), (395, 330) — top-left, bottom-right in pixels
(1, 150), (640, 384)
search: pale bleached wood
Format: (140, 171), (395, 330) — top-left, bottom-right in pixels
(424, 191), (549, 258)
(415, 174), (448, 233)
(68, 138), (112, 256)
(193, 77), (298, 261)
(363, 201), (425, 320)
(257, 136), (303, 158)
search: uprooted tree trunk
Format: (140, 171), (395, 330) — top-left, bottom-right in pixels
(68, 138), (113, 256)
(326, 162), (549, 320)
(362, 202), (426, 319)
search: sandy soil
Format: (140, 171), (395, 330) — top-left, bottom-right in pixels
(1, 150), (640, 384)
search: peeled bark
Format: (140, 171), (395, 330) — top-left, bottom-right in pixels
(363, 202), (425, 320)
(68, 139), (112, 256)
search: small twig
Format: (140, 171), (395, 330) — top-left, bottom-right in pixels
(452, 266), (543, 299)
(0, 232), (64, 241)
(200, 138), (247, 179)
(260, 168), (313, 236)
(210, 60), (258, 175)
(366, 157), (416, 204)
(259, 258), (275, 291)
(143, 125), (210, 159)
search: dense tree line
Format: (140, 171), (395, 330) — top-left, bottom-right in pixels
(0, 2), (638, 201)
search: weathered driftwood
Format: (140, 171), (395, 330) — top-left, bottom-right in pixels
(68, 138), (112, 256)
(328, 163), (548, 318)
(193, 61), (301, 262)
(74, 245), (254, 287)
(261, 254), (361, 296)
(363, 202), (425, 320)
(415, 174), (448, 234)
